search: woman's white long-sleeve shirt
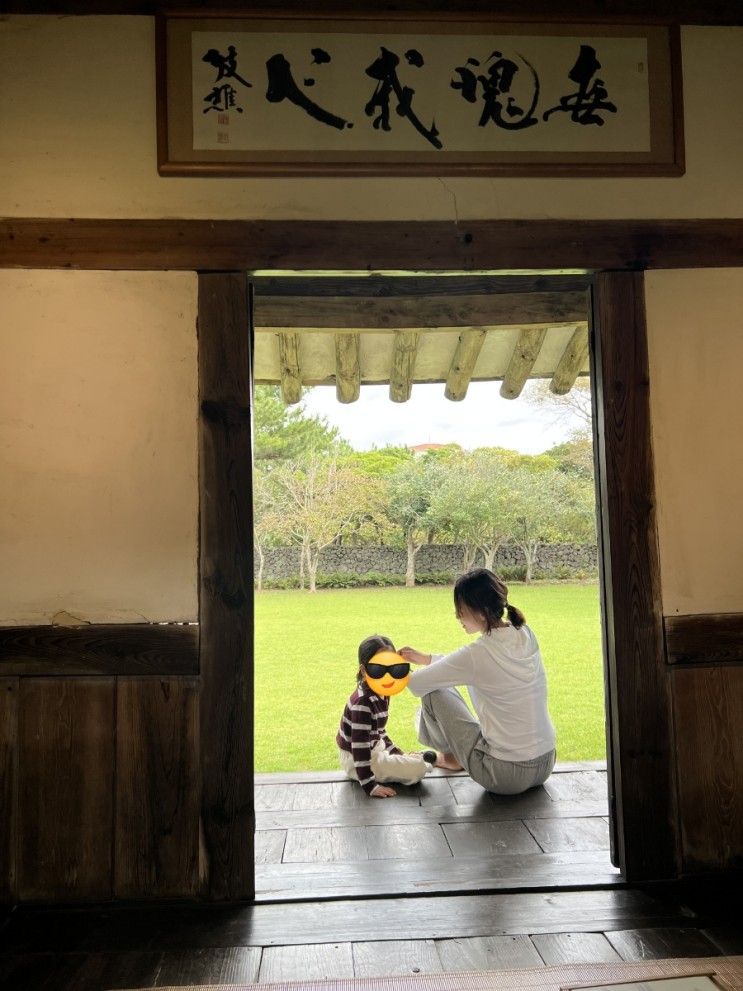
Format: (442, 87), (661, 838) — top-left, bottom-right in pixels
(407, 624), (556, 761)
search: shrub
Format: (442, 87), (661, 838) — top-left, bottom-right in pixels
(498, 565), (527, 582)
(415, 571), (456, 586)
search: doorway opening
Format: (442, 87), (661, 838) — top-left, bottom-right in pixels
(250, 271), (616, 901)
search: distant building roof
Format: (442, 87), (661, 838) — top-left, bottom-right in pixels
(409, 443), (448, 454)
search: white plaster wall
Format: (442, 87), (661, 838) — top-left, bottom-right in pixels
(0, 17), (742, 220)
(646, 269), (743, 616)
(0, 271), (198, 624)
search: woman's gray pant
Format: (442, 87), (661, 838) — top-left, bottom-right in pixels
(416, 687), (556, 795)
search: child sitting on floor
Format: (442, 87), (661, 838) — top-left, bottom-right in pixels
(336, 634), (435, 799)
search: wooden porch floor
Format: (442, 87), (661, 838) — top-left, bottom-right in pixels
(255, 762), (618, 901)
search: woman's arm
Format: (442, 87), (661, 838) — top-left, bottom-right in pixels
(399, 647), (432, 666)
(404, 643), (479, 697)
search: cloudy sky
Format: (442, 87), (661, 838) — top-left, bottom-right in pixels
(301, 381), (586, 454)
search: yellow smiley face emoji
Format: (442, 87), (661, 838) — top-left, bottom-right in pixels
(363, 650), (411, 697)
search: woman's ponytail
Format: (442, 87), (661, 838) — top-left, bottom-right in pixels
(505, 602), (526, 629)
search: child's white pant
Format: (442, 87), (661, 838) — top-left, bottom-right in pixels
(338, 740), (431, 786)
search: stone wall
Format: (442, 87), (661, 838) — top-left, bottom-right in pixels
(256, 543), (598, 580)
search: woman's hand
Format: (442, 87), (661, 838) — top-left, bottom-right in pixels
(400, 647), (432, 666)
(370, 784), (396, 798)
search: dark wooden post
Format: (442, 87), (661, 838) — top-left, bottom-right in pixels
(198, 272), (255, 900)
(592, 271), (679, 881)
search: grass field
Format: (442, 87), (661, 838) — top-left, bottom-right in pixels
(254, 583), (606, 773)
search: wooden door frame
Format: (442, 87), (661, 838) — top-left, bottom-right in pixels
(196, 267), (675, 897)
(2, 215), (714, 896)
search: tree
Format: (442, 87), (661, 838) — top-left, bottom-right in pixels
(271, 456), (382, 592)
(252, 468), (287, 591)
(386, 458), (438, 587)
(508, 465), (596, 582)
(523, 376), (593, 433)
(253, 385), (347, 462)
(427, 450), (513, 572)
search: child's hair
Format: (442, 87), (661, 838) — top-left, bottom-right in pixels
(356, 633), (395, 684)
(453, 568), (526, 632)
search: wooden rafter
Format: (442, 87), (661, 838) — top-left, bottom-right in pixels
(550, 326), (590, 395)
(389, 332), (419, 403)
(444, 329), (487, 402)
(277, 332), (302, 405)
(500, 328), (548, 400)
(256, 292), (586, 329)
(334, 333), (360, 404)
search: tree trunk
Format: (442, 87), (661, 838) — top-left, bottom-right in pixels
(405, 535), (420, 588)
(462, 544), (477, 572)
(481, 541), (501, 572)
(256, 545), (265, 592)
(307, 548), (320, 593)
(522, 540), (539, 583)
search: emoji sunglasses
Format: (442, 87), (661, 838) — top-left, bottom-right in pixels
(364, 661), (411, 679)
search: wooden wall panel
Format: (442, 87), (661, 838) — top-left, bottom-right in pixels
(673, 666), (743, 872)
(17, 679), (115, 901)
(115, 678), (200, 897)
(0, 623), (199, 677)
(665, 613), (743, 666)
(592, 272), (678, 882)
(0, 679), (18, 903)
(198, 273), (255, 900)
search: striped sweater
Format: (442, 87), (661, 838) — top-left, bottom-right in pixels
(336, 683), (402, 795)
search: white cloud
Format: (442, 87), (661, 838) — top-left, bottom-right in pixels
(300, 381), (585, 454)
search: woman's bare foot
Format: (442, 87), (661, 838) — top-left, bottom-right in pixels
(434, 752), (464, 771)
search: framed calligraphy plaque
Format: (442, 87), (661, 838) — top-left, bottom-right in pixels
(156, 14), (684, 176)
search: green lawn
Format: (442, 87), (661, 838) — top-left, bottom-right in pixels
(254, 583), (606, 773)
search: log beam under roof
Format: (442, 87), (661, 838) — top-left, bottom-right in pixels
(277, 332), (302, 405)
(390, 332), (420, 403)
(445, 329), (488, 402)
(334, 333), (360, 404)
(255, 291), (587, 329)
(550, 326), (590, 395)
(500, 328), (549, 400)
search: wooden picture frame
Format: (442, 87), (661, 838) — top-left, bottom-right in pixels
(156, 12), (684, 177)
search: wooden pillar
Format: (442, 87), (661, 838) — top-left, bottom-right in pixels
(198, 272), (255, 900)
(592, 271), (679, 882)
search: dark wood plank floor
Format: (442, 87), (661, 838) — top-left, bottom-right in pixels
(1, 887), (740, 990)
(2, 763), (742, 990)
(255, 762), (617, 900)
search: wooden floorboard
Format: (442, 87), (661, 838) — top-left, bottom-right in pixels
(256, 799), (609, 831)
(605, 927), (723, 960)
(254, 769), (611, 899)
(531, 932), (623, 964)
(254, 761), (606, 786)
(0, 890), (694, 952)
(256, 851), (621, 901)
(435, 934), (545, 970)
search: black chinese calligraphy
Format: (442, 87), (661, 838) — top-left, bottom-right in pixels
(365, 47), (442, 149)
(543, 45), (617, 125)
(266, 52), (352, 130)
(202, 45), (252, 88)
(203, 84), (244, 114)
(201, 44), (252, 114)
(452, 51), (540, 131)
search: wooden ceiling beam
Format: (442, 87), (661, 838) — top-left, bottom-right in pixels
(390, 332), (420, 403)
(277, 332), (302, 405)
(5, 2), (743, 23)
(334, 333), (360, 404)
(444, 329), (487, 402)
(252, 275), (592, 297)
(500, 328), (549, 400)
(550, 326), (590, 395)
(256, 292), (586, 329)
